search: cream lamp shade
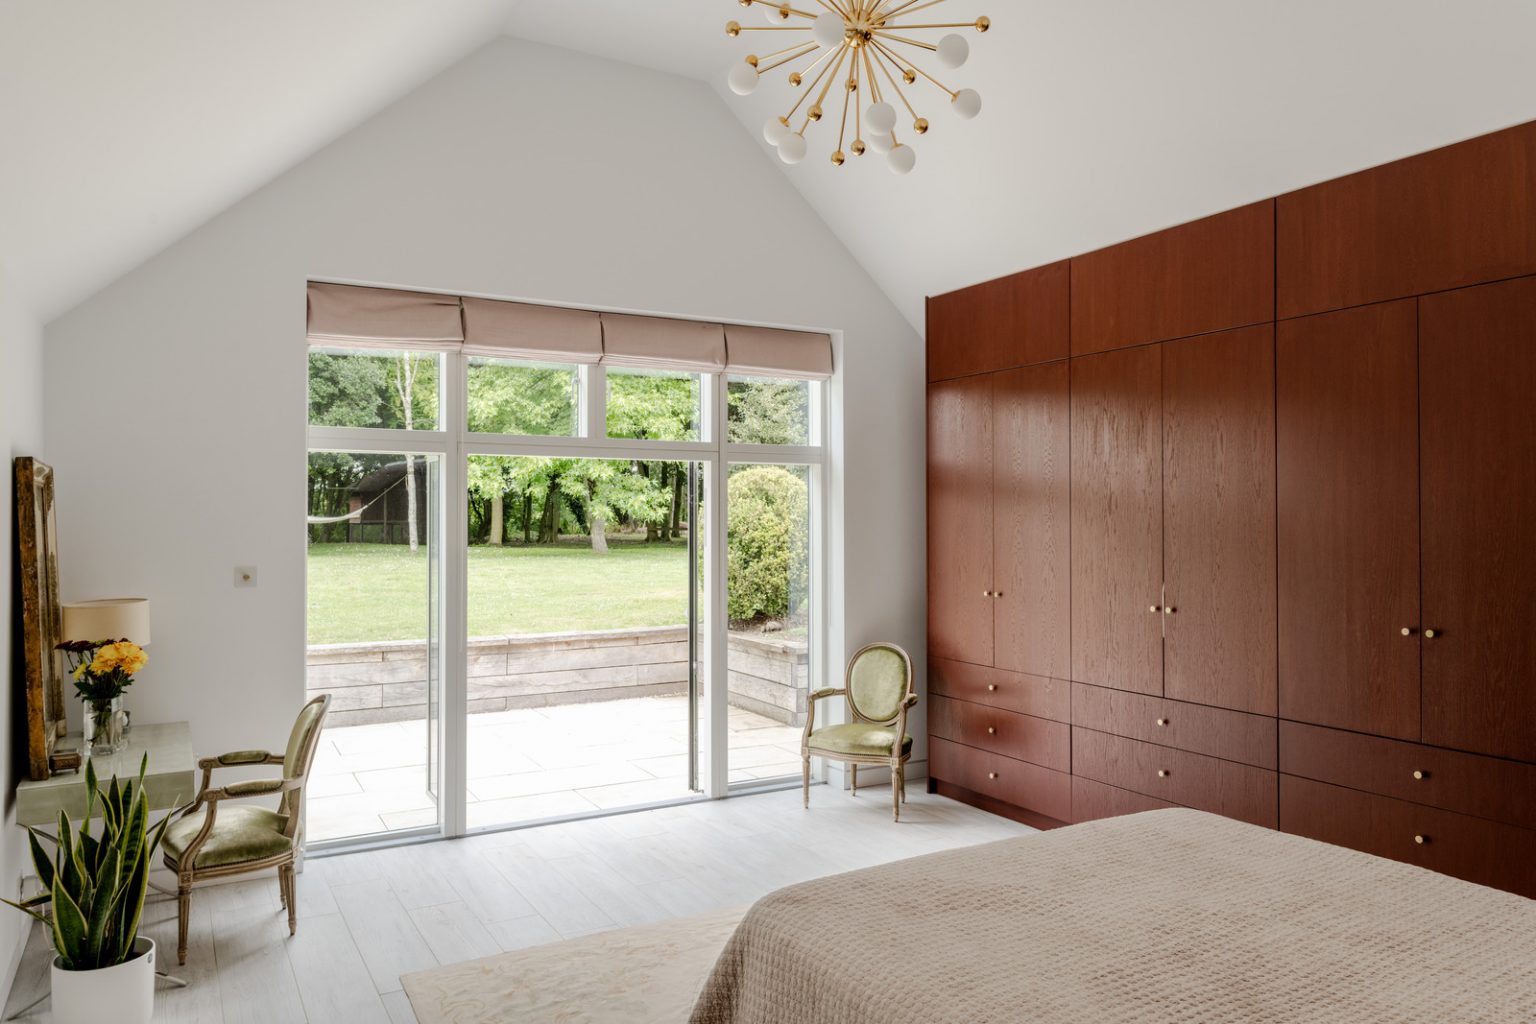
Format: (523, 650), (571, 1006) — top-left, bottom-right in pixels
(61, 598), (151, 645)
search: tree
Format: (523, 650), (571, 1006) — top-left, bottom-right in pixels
(726, 466), (809, 624)
(391, 354), (423, 551)
(727, 379), (810, 445)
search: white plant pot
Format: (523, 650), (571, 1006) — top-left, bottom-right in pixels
(50, 936), (155, 1024)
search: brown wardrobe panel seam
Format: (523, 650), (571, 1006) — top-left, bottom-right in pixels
(1072, 725), (1275, 773)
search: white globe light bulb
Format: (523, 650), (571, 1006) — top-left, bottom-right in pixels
(888, 143), (916, 175)
(952, 88), (982, 120)
(936, 33), (969, 69)
(777, 133), (808, 164)
(727, 62), (759, 96)
(763, 116), (791, 146)
(865, 101), (897, 135)
(865, 131), (893, 154)
(812, 13), (845, 48)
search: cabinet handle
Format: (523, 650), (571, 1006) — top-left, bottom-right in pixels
(1414, 834), (1429, 845)
(1157, 769), (1170, 779)
(1423, 629), (1438, 639)
(1412, 770), (1427, 781)
(983, 590), (993, 597)
(986, 726), (996, 735)
(988, 771), (999, 780)
(993, 591), (1003, 598)
(1163, 607), (1175, 615)
(1156, 717), (1169, 727)
(1401, 627), (1414, 636)
(986, 683), (997, 692)
(1149, 605), (1162, 613)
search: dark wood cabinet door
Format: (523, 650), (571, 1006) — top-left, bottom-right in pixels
(1070, 201), (1274, 356)
(1162, 325), (1277, 715)
(1276, 300), (1420, 739)
(927, 376), (994, 665)
(927, 261), (1069, 381)
(993, 361), (1070, 679)
(1277, 122), (1536, 318)
(1071, 345), (1163, 694)
(1420, 276), (1536, 763)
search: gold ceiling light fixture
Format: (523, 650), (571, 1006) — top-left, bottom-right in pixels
(724, 0), (989, 175)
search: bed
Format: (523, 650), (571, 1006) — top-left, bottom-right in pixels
(689, 808), (1536, 1023)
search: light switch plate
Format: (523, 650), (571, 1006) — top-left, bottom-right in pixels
(234, 566), (257, 587)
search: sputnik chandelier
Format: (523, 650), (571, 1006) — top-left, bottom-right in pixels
(723, 0), (990, 175)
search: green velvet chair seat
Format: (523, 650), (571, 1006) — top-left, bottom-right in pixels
(163, 806), (293, 869)
(807, 723), (913, 758)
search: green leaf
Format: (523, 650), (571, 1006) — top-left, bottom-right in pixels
(26, 829), (55, 895)
(50, 876), (89, 969)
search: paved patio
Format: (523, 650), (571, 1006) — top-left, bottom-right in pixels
(307, 695), (804, 842)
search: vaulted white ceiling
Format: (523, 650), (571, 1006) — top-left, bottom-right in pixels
(6, 1), (1536, 330)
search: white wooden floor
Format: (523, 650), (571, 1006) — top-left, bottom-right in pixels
(2, 786), (1033, 1023)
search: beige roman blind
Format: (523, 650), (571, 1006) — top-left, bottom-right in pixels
(461, 298), (603, 364)
(724, 324), (834, 380)
(600, 313), (727, 373)
(306, 282), (464, 351)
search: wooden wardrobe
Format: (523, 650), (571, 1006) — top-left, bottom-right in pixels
(925, 119), (1536, 899)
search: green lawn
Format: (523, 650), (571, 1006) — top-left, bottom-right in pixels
(307, 540), (689, 645)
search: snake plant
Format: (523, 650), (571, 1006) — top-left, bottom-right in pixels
(2, 755), (174, 970)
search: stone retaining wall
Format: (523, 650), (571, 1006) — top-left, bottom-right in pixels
(308, 626), (809, 729)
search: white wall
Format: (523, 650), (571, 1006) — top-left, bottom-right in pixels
(43, 39), (926, 779)
(1, 264), (46, 1001)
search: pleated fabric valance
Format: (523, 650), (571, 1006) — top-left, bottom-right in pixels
(306, 282), (832, 379)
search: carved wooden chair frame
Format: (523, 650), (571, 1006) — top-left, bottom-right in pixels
(801, 642), (917, 821)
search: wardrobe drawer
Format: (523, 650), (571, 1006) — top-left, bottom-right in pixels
(929, 695), (1069, 772)
(1280, 721), (1536, 830)
(930, 659), (1069, 722)
(1280, 775), (1536, 899)
(1072, 728), (1277, 827)
(929, 737), (1071, 822)
(1072, 683), (1277, 769)
(1070, 776), (1177, 824)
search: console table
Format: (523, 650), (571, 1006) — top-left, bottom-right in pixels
(15, 721), (195, 826)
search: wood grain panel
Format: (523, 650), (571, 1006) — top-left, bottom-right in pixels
(1071, 683), (1277, 770)
(993, 361), (1070, 679)
(1280, 775), (1536, 899)
(1419, 276), (1536, 764)
(928, 695), (1070, 772)
(928, 736), (1072, 822)
(1277, 122), (1536, 318)
(1070, 201), (1274, 355)
(1276, 300), (1420, 739)
(927, 261), (1070, 381)
(928, 659), (1070, 722)
(927, 376), (994, 665)
(1070, 345), (1163, 694)
(1071, 776), (1176, 824)
(1279, 721), (1536, 831)
(1162, 325), (1277, 714)
(1072, 728), (1277, 828)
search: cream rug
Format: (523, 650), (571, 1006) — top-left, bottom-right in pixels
(402, 907), (746, 1024)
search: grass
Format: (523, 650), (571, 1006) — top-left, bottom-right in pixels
(306, 540), (689, 645)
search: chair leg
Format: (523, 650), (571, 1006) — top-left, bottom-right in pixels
(891, 760), (901, 822)
(802, 752), (811, 809)
(851, 764), (858, 795)
(278, 866), (289, 909)
(281, 865), (297, 936)
(900, 765), (907, 804)
(177, 879), (192, 966)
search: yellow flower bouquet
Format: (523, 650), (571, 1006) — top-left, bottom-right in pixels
(56, 638), (147, 755)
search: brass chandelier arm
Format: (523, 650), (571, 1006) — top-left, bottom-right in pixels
(788, 41), (843, 86)
(868, 42), (922, 120)
(835, 48), (859, 158)
(802, 43), (851, 131)
(871, 31), (938, 51)
(788, 41), (848, 128)
(755, 43), (820, 75)
(871, 37), (957, 97)
(880, 21), (986, 29)
(740, 0), (820, 20)
(871, 0), (945, 22)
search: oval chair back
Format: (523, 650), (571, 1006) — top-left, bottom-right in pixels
(280, 694), (330, 837)
(845, 642), (914, 725)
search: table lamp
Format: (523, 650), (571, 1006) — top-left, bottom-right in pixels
(61, 598), (152, 646)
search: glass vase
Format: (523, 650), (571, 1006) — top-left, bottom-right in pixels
(85, 697), (126, 757)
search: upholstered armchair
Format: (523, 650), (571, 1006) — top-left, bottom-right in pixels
(802, 643), (917, 821)
(161, 694), (330, 964)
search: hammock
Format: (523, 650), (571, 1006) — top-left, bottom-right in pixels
(307, 473), (408, 524)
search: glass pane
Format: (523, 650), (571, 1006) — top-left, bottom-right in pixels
(727, 377), (813, 445)
(727, 463), (812, 783)
(606, 368), (701, 441)
(467, 358), (579, 436)
(306, 450), (440, 842)
(464, 455), (699, 830)
(307, 348), (441, 430)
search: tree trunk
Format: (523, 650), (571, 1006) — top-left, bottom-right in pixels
(670, 465), (684, 540)
(538, 476), (561, 543)
(590, 514), (608, 553)
(490, 492), (504, 546)
(393, 354), (420, 552)
(522, 492), (533, 544)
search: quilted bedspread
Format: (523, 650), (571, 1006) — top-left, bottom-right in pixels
(689, 808), (1536, 1023)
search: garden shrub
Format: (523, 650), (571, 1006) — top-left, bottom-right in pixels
(727, 466), (809, 624)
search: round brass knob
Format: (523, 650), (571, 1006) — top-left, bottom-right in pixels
(1423, 629), (1438, 639)
(1414, 834), (1428, 845)
(1412, 770), (1427, 780)
(983, 590), (993, 597)
(993, 591), (1003, 598)
(986, 726), (996, 735)
(1150, 605), (1162, 613)
(1401, 627), (1413, 636)
(1163, 607), (1175, 615)
(1157, 769), (1170, 778)
(988, 771), (998, 780)
(1156, 717), (1168, 727)
(986, 683), (997, 692)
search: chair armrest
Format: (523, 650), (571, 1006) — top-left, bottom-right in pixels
(206, 749), (282, 767)
(204, 777), (299, 802)
(808, 688), (846, 703)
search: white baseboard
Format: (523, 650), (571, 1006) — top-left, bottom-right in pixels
(824, 758), (928, 791)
